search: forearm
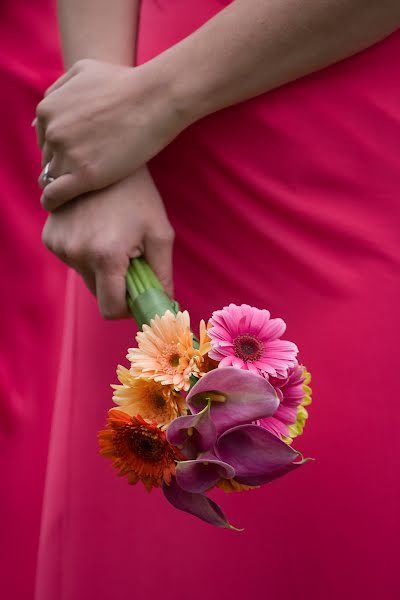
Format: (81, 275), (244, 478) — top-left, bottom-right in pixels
(151, 0), (400, 120)
(57, 0), (139, 68)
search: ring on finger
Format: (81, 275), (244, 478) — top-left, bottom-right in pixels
(39, 162), (56, 188)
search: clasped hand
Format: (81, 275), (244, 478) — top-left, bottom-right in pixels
(37, 58), (187, 318)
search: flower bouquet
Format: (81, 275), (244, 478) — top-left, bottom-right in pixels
(99, 258), (312, 529)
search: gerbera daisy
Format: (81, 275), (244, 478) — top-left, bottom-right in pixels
(128, 310), (198, 391)
(112, 365), (187, 428)
(259, 365), (312, 443)
(188, 319), (214, 378)
(98, 410), (185, 491)
(208, 303), (298, 378)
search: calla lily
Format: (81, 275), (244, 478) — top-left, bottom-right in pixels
(215, 424), (307, 486)
(187, 367), (279, 434)
(176, 454), (235, 494)
(163, 367), (310, 528)
(166, 402), (217, 459)
(162, 477), (242, 530)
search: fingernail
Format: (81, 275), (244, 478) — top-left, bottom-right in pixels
(31, 118), (37, 127)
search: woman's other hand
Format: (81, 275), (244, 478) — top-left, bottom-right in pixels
(41, 166), (175, 319)
(36, 58), (188, 211)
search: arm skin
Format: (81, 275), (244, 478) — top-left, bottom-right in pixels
(157, 0), (400, 121)
(42, 0), (176, 319)
(58, 0), (139, 67)
(37, 0), (400, 209)
(39, 0), (139, 159)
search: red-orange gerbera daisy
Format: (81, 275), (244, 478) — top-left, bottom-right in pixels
(98, 410), (185, 491)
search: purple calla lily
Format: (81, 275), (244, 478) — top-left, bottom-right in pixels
(164, 367), (310, 528)
(215, 424), (307, 486)
(176, 454), (235, 494)
(187, 367), (280, 434)
(167, 402), (217, 459)
(162, 477), (242, 530)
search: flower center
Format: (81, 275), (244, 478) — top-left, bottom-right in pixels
(169, 353), (180, 367)
(153, 393), (167, 409)
(159, 343), (181, 374)
(127, 426), (165, 462)
(234, 334), (263, 362)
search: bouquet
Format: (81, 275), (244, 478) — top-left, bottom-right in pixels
(99, 258), (312, 529)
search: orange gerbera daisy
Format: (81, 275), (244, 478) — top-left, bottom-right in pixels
(98, 410), (185, 491)
(128, 310), (197, 391)
(191, 320), (217, 376)
(112, 365), (187, 428)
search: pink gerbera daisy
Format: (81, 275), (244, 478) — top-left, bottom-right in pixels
(208, 303), (298, 378)
(259, 365), (312, 443)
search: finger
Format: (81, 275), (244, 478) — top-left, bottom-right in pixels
(40, 172), (93, 212)
(38, 156), (65, 193)
(95, 268), (130, 320)
(41, 142), (53, 169)
(35, 116), (46, 149)
(144, 229), (175, 298)
(44, 69), (76, 97)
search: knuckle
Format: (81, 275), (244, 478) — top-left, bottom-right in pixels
(36, 101), (50, 120)
(63, 242), (81, 263)
(91, 245), (120, 270)
(74, 162), (99, 188)
(150, 226), (175, 246)
(45, 125), (62, 145)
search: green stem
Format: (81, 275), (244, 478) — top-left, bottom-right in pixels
(125, 257), (177, 327)
(126, 270), (140, 299)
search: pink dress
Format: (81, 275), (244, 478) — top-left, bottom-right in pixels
(36, 2), (400, 599)
(0, 2), (64, 599)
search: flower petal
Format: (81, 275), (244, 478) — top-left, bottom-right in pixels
(216, 424), (306, 485)
(166, 402), (217, 458)
(175, 455), (235, 494)
(162, 478), (241, 530)
(187, 368), (279, 433)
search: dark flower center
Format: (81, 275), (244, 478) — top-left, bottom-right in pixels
(234, 334), (263, 362)
(153, 393), (167, 409)
(169, 353), (180, 367)
(127, 427), (165, 462)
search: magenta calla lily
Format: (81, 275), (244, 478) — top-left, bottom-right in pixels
(163, 368), (309, 528)
(176, 454), (235, 494)
(186, 367), (279, 434)
(215, 424), (305, 486)
(162, 477), (241, 530)
(166, 403), (217, 459)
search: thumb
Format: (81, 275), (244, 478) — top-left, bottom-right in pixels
(143, 228), (175, 298)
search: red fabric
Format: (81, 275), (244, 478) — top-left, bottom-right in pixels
(0, 2), (64, 599)
(36, 2), (400, 599)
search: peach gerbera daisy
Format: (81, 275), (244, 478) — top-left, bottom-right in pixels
(127, 310), (197, 391)
(98, 410), (185, 491)
(112, 365), (187, 428)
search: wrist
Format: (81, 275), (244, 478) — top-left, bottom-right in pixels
(139, 45), (214, 130)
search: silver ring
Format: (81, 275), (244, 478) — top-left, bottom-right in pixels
(39, 162), (56, 188)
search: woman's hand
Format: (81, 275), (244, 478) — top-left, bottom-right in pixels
(36, 58), (188, 211)
(42, 166), (175, 319)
